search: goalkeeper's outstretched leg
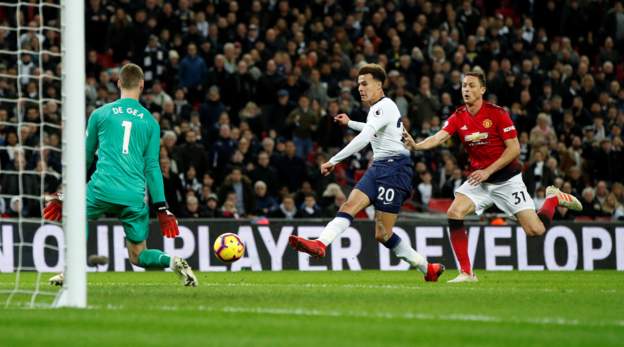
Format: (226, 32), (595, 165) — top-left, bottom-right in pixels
(44, 196), (198, 287)
(49, 242), (198, 287)
(127, 240), (198, 287)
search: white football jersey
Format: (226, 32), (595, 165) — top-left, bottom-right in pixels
(366, 97), (410, 159)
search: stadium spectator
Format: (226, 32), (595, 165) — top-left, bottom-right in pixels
(3, 196), (23, 218)
(149, 80), (172, 109)
(179, 165), (202, 197)
(217, 196), (236, 219)
(316, 98), (346, 150)
(178, 43), (207, 103)
(142, 36), (167, 88)
(412, 76), (441, 125)
(172, 88), (192, 120)
(441, 167), (464, 198)
(207, 124), (236, 181)
(269, 194), (297, 219)
(253, 180), (278, 216)
(416, 171), (435, 208)
(217, 167), (254, 217)
(179, 195), (202, 219)
(286, 95), (318, 159)
(579, 187), (604, 219)
(174, 129), (206, 176)
(273, 140), (307, 193)
(202, 193), (221, 218)
(248, 151), (279, 194)
(160, 156), (183, 215)
(524, 151), (556, 195)
(106, 8), (135, 63)
(612, 182), (624, 204)
(269, 90), (293, 128)
(297, 193), (321, 218)
(529, 113), (557, 147)
(199, 86), (225, 135)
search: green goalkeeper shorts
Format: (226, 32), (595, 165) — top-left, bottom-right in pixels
(87, 194), (150, 243)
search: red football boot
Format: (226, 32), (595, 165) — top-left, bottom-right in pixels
(424, 263), (445, 282)
(288, 235), (326, 258)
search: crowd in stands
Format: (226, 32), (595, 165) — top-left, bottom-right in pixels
(1, 0), (624, 221)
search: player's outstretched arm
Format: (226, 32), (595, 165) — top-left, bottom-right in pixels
(85, 110), (100, 170)
(334, 113), (366, 132)
(320, 124), (376, 176)
(403, 129), (450, 151)
(145, 122), (167, 204)
(145, 121), (179, 238)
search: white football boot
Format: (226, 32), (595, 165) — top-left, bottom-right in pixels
(545, 186), (583, 211)
(172, 256), (198, 287)
(49, 273), (64, 286)
(447, 271), (478, 283)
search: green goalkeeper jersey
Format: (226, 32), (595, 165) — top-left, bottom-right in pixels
(86, 97), (165, 207)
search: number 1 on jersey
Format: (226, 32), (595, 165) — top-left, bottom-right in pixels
(121, 120), (132, 154)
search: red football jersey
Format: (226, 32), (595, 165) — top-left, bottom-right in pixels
(443, 102), (521, 182)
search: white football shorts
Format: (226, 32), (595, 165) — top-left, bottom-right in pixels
(455, 173), (535, 216)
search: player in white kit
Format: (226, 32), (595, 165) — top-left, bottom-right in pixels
(289, 64), (444, 281)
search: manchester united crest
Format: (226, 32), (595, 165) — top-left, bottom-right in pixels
(482, 119), (493, 128)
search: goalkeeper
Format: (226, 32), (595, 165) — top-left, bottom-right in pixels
(45, 63), (197, 287)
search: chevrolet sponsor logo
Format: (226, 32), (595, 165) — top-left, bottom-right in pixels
(465, 132), (489, 142)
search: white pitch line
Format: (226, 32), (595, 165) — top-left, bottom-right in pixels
(213, 306), (624, 328)
(83, 281), (564, 292)
(8, 300), (622, 329)
(92, 304), (624, 328)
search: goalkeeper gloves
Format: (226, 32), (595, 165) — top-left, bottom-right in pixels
(43, 196), (179, 238)
(43, 192), (64, 222)
(155, 202), (179, 238)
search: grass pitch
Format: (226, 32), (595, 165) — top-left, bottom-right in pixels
(1, 271), (623, 347)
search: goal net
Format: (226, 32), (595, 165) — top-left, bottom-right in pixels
(0, 0), (86, 308)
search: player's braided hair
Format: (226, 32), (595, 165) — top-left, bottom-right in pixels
(357, 64), (386, 84)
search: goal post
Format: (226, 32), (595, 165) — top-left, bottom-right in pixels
(53, 0), (86, 308)
(0, 0), (86, 308)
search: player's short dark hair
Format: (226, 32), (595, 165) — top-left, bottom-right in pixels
(119, 63), (144, 89)
(357, 64), (386, 84)
(464, 71), (486, 88)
